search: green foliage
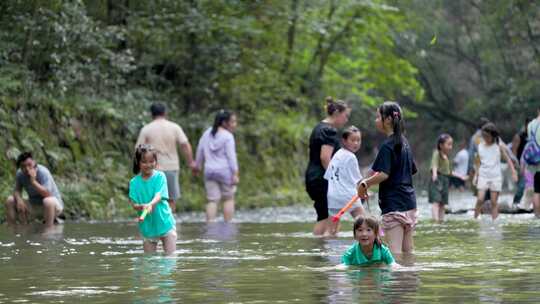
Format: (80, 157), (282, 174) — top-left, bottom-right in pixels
(0, 0), (424, 220)
(394, 0), (540, 139)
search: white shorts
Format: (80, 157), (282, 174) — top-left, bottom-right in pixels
(143, 227), (177, 244)
(477, 176), (502, 192)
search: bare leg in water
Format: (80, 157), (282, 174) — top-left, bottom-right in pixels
(474, 190), (487, 219)
(223, 198), (235, 222)
(206, 202), (218, 222)
(489, 191), (500, 220)
(313, 219), (329, 236)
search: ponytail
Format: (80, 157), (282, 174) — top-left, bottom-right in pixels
(133, 144), (158, 174)
(378, 101), (404, 152)
(392, 111), (403, 152)
(211, 109), (234, 137)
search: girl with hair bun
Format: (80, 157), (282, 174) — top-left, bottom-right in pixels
(305, 97), (351, 236)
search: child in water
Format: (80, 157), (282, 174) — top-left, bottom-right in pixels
(356, 101), (417, 255)
(341, 215), (395, 266)
(324, 126), (366, 236)
(129, 144), (177, 255)
(473, 123), (518, 220)
(429, 134), (453, 223)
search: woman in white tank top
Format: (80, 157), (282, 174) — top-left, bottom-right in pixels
(474, 123), (518, 220)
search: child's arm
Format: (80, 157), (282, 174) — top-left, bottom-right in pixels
(472, 154), (480, 185)
(357, 172), (388, 199)
(129, 199), (144, 211)
(431, 166), (438, 182)
(133, 193), (163, 212)
(431, 151), (439, 181)
(146, 193), (163, 211)
(500, 144), (518, 182)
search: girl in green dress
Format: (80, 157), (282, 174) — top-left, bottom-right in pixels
(429, 134), (453, 223)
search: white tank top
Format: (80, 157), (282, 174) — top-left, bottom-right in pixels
(478, 142), (501, 179)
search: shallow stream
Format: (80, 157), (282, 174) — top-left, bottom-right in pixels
(1, 191), (539, 303)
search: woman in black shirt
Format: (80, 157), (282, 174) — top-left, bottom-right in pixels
(305, 97), (350, 235)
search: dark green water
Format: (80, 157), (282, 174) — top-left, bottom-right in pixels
(1, 193), (540, 303)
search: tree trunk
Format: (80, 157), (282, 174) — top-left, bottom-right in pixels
(281, 0), (299, 75)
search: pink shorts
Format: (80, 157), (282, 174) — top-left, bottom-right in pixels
(382, 209), (418, 232)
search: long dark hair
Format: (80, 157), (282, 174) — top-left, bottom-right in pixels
(481, 122), (500, 144)
(132, 144), (158, 174)
(212, 109), (235, 136)
(436, 133), (452, 151)
(353, 215), (382, 247)
(378, 101), (404, 152)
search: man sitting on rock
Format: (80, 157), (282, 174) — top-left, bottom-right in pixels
(4, 152), (64, 228)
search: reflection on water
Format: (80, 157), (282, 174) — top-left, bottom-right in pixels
(0, 194), (540, 303)
(203, 222), (239, 242)
(132, 256), (177, 304)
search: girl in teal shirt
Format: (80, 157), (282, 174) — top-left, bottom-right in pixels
(341, 216), (395, 266)
(129, 144), (177, 255)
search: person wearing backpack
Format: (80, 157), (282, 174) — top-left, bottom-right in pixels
(524, 107), (540, 218)
(512, 118), (531, 205)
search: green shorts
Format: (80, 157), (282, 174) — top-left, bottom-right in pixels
(429, 174), (449, 205)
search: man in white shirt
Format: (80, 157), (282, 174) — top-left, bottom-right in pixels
(136, 103), (196, 213)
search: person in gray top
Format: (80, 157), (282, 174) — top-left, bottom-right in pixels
(4, 152), (64, 228)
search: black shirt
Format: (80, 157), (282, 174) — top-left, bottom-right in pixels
(372, 136), (417, 214)
(305, 122), (340, 184)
